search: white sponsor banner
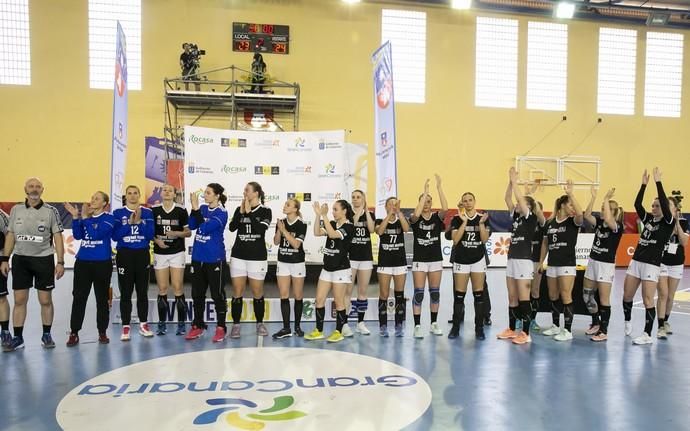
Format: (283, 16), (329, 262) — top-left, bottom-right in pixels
(184, 126), (354, 263)
(110, 22), (128, 212)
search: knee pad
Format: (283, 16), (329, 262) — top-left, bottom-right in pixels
(583, 288), (598, 314)
(413, 288), (425, 307)
(429, 287), (440, 305)
(454, 291), (466, 303)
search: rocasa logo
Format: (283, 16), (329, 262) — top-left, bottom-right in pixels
(188, 135), (214, 145)
(193, 396), (306, 429)
(221, 138), (247, 148)
(264, 194), (280, 202)
(221, 165), (247, 174)
(254, 166), (280, 175)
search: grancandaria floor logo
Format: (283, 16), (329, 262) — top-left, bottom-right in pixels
(56, 348), (432, 430)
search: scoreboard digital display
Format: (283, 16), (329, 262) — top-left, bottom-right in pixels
(233, 22), (289, 54)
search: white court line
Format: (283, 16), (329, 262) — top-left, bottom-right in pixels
(633, 287), (690, 315)
(257, 334), (264, 348)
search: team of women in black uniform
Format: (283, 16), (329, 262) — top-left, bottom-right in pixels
(2, 166), (683, 350)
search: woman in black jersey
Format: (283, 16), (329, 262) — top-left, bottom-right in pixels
(375, 197), (410, 338)
(228, 182), (272, 339)
(305, 200), (355, 343)
(445, 192), (490, 340)
(272, 198), (307, 340)
(657, 196), (688, 339)
(538, 180), (583, 342)
(623, 169), (675, 345)
(500, 168), (538, 345)
(410, 175), (448, 338)
(152, 184), (191, 336)
(347, 190), (375, 336)
(583, 187), (623, 342)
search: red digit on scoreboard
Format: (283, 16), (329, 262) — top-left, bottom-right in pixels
(262, 24), (274, 34)
(248, 23), (258, 33)
(273, 43), (286, 54)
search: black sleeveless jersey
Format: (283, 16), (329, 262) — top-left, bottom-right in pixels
(447, 214), (487, 265)
(376, 217), (407, 267)
(411, 212), (444, 262)
(661, 218), (688, 266)
(545, 216), (580, 267)
(589, 216), (623, 264)
(152, 204), (189, 255)
(349, 211), (375, 261)
(229, 205), (272, 261)
(633, 213), (675, 266)
(322, 221), (354, 271)
(508, 210), (537, 260)
(276, 218), (307, 264)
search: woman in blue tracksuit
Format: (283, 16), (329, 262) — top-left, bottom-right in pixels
(185, 183), (229, 343)
(64, 192), (116, 346)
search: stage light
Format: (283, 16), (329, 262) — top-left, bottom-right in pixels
(554, 2), (576, 19)
(451, 0), (472, 10)
(646, 12), (670, 26)
(342, 0), (361, 4)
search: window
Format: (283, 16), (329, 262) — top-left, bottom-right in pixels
(644, 32), (683, 118)
(475, 17), (518, 108)
(526, 22), (568, 111)
(89, 0), (141, 90)
(597, 27), (637, 115)
(0, 0), (30, 85)
(381, 9), (426, 103)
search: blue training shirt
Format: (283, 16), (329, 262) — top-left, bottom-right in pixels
(112, 206), (155, 250)
(73, 212), (116, 261)
(189, 204), (228, 263)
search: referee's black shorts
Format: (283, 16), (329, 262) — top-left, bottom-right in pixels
(11, 255), (55, 291)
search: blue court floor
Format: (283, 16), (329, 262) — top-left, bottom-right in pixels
(2, 269), (689, 430)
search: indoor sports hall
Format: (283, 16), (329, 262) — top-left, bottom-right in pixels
(1, 1), (689, 430)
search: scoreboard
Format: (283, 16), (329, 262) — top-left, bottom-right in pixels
(232, 22), (289, 54)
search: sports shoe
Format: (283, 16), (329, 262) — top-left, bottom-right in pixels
(66, 333), (79, 347)
(475, 327), (486, 340)
(430, 322), (443, 336)
(341, 323), (354, 338)
(176, 323), (186, 336)
(272, 328), (293, 339)
(4, 336), (24, 352)
(484, 315), (492, 326)
(590, 332), (608, 342)
(212, 327), (226, 343)
(447, 326), (460, 339)
(554, 328), (573, 341)
(139, 323), (154, 338)
(542, 325), (561, 336)
(585, 324), (600, 336)
(633, 333), (653, 345)
(98, 333), (110, 344)
(664, 321), (673, 335)
(327, 330), (344, 343)
(40, 333), (55, 349)
(293, 326), (304, 337)
(394, 324), (404, 337)
(256, 323), (268, 337)
(185, 325), (204, 340)
(657, 327), (668, 340)
(413, 325), (424, 339)
(120, 326), (131, 341)
(304, 329), (324, 340)
(379, 325), (389, 338)
(156, 322), (167, 336)
(624, 321), (633, 336)
(496, 328), (518, 340)
(512, 331), (532, 345)
(230, 324), (241, 339)
(530, 320), (541, 333)
(356, 322), (370, 335)
(1, 330), (12, 350)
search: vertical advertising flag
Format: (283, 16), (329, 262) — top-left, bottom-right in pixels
(110, 22), (128, 212)
(372, 41), (397, 218)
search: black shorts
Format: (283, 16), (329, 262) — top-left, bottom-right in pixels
(11, 255), (55, 291)
(0, 272), (7, 296)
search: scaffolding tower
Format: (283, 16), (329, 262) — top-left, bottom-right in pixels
(163, 65), (300, 160)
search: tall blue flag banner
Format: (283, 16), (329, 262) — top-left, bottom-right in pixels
(372, 41), (397, 218)
(110, 22), (128, 212)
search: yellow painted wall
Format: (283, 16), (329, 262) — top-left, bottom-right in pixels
(1, 0), (688, 211)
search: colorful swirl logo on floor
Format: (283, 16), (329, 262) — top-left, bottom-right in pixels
(194, 396), (306, 429)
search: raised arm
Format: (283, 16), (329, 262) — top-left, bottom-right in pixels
(635, 170), (649, 220)
(436, 174), (449, 220)
(511, 168), (529, 217)
(564, 180), (584, 226)
(504, 178), (515, 213)
(273, 219), (283, 246)
(312, 202), (324, 237)
(583, 186), (597, 227)
(411, 180), (429, 223)
(601, 188), (618, 231)
(479, 212), (490, 242)
(397, 200), (410, 233)
(653, 168), (672, 223)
